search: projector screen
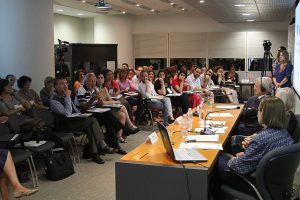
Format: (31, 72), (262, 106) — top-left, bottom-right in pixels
(294, 4), (300, 96)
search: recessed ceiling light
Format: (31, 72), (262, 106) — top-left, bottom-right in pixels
(242, 13), (251, 16)
(181, 8), (185, 11)
(122, 11), (126, 14)
(77, 13), (84, 16)
(234, 4), (245, 7)
(170, 2), (174, 6)
(151, 9), (155, 12)
(136, 4), (140, 7)
(199, 0), (205, 3)
(56, 9), (64, 12)
(81, 0), (86, 2)
(247, 19), (255, 22)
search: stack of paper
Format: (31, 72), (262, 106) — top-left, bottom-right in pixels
(208, 113), (233, 118)
(179, 142), (223, 150)
(185, 135), (219, 142)
(215, 105), (239, 109)
(194, 127), (226, 134)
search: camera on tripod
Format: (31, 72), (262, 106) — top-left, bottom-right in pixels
(263, 40), (272, 52)
(55, 39), (69, 61)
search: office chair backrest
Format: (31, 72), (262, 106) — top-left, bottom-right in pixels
(7, 114), (32, 134)
(0, 123), (11, 136)
(31, 108), (55, 128)
(291, 114), (300, 143)
(256, 143), (300, 200)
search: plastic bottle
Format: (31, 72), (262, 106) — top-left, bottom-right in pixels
(187, 108), (193, 132)
(209, 92), (214, 108)
(199, 102), (204, 121)
(181, 114), (188, 143)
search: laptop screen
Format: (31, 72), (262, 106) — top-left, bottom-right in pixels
(157, 122), (175, 160)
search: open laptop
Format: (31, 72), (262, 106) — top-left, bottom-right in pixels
(157, 122), (207, 163)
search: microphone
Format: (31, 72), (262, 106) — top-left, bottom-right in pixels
(200, 106), (240, 135)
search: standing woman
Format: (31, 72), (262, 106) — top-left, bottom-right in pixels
(73, 69), (85, 93)
(273, 50), (293, 89)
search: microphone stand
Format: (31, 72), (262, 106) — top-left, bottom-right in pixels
(200, 107), (240, 135)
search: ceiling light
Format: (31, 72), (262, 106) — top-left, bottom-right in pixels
(56, 9), (64, 12)
(151, 9), (155, 12)
(181, 8), (185, 11)
(170, 2), (174, 6)
(242, 13), (251, 16)
(234, 4), (245, 7)
(199, 0), (205, 3)
(77, 13), (84, 16)
(136, 4), (140, 7)
(81, 0), (86, 2)
(247, 19), (255, 22)
(122, 11), (126, 14)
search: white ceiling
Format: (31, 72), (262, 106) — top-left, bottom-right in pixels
(53, 0), (296, 23)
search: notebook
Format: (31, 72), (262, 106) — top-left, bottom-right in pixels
(157, 122), (207, 163)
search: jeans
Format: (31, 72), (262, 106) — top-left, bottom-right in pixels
(148, 97), (172, 125)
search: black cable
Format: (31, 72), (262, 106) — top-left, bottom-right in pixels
(180, 162), (192, 200)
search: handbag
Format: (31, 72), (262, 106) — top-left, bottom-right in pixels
(44, 152), (75, 181)
(20, 118), (47, 142)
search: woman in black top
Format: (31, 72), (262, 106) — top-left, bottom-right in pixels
(225, 64), (239, 83)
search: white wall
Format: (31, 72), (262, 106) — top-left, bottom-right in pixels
(0, 0), (54, 91)
(94, 15), (133, 68)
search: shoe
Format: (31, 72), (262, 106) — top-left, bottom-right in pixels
(116, 148), (127, 155)
(13, 189), (38, 198)
(124, 126), (140, 135)
(92, 155), (105, 164)
(102, 146), (116, 154)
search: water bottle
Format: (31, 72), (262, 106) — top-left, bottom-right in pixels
(199, 102), (204, 121)
(181, 114), (188, 143)
(209, 92), (214, 108)
(187, 108), (193, 132)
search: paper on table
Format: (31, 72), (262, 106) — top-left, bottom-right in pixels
(215, 105), (239, 109)
(199, 120), (227, 125)
(179, 142), (223, 150)
(68, 113), (92, 118)
(111, 94), (123, 100)
(208, 113), (233, 118)
(186, 135), (219, 142)
(87, 108), (111, 113)
(195, 127), (226, 134)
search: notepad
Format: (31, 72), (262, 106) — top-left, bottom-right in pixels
(208, 113), (233, 118)
(185, 135), (219, 142)
(199, 120), (227, 125)
(166, 93), (182, 97)
(24, 141), (47, 147)
(179, 142), (223, 150)
(87, 108), (111, 113)
(215, 105), (239, 109)
(111, 94), (123, 100)
(124, 92), (138, 96)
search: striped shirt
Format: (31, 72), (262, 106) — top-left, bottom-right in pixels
(228, 128), (294, 174)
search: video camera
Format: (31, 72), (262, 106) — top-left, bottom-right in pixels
(55, 39), (69, 61)
(263, 40), (272, 52)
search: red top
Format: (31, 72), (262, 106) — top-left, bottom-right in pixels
(171, 77), (188, 91)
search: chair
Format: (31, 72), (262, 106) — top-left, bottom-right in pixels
(7, 114), (55, 155)
(31, 108), (80, 163)
(0, 123), (38, 187)
(291, 114), (300, 143)
(221, 143), (300, 200)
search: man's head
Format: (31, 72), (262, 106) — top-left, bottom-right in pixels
(254, 77), (272, 96)
(193, 67), (202, 79)
(54, 77), (68, 94)
(122, 63), (129, 70)
(135, 66), (143, 76)
(140, 70), (149, 82)
(85, 73), (97, 89)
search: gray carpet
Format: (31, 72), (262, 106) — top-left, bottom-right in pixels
(15, 126), (300, 200)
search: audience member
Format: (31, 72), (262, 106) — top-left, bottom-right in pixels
(148, 70), (156, 84)
(225, 64), (239, 83)
(186, 67), (209, 93)
(5, 74), (17, 92)
(17, 76), (48, 109)
(138, 70), (174, 126)
(50, 77), (113, 164)
(73, 69), (85, 93)
(131, 66), (143, 89)
(127, 69), (135, 81)
(273, 50), (293, 88)
(272, 46), (286, 70)
(40, 76), (55, 107)
(122, 63), (129, 70)
(0, 150), (38, 199)
(0, 79), (31, 116)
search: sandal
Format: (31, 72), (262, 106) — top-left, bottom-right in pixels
(118, 136), (127, 143)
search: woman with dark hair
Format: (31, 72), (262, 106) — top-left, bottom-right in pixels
(127, 69), (135, 81)
(225, 64), (239, 83)
(0, 150), (38, 199)
(273, 50), (293, 88)
(73, 69), (85, 93)
(148, 70), (156, 84)
(17, 76), (48, 109)
(214, 96), (294, 198)
(0, 79), (31, 116)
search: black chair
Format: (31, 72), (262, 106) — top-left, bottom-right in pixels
(221, 143), (300, 200)
(0, 123), (38, 187)
(291, 114), (300, 143)
(7, 114), (55, 155)
(31, 108), (80, 163)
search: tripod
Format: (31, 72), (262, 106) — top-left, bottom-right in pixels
(262, 49), (273, 78)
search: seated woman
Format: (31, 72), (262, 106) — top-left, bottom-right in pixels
(172, 70), (201, 110)
(155, 70), (191, 114)
(148, 70), (156, 84)
(127, 69), (135, 81)
(40, 76), (55, 107)
(0, 79), (31, 116)
(97, 72), (138, 143)
(211, 66), (239, 104)
(17, 76), (48, 109)
(5, 74), (17, 92)
(0, 149), (38, 199)
(138, 70), (174, 126)
(215, 96), (294, 198)
(225, 64), (239, 84)
(73, 69), (85, 93)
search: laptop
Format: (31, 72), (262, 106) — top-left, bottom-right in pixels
(157, 122), (207, 163)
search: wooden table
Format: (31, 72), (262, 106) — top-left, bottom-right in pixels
(115, 103), (244, 200)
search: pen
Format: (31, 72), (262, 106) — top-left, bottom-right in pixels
(186, 139), (196, 143)
(139, 153), (148, 159)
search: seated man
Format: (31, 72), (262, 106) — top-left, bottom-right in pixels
(138, 70), (174, 126)
(50, 77), (113, 164)
(186, 66), (210, 94)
